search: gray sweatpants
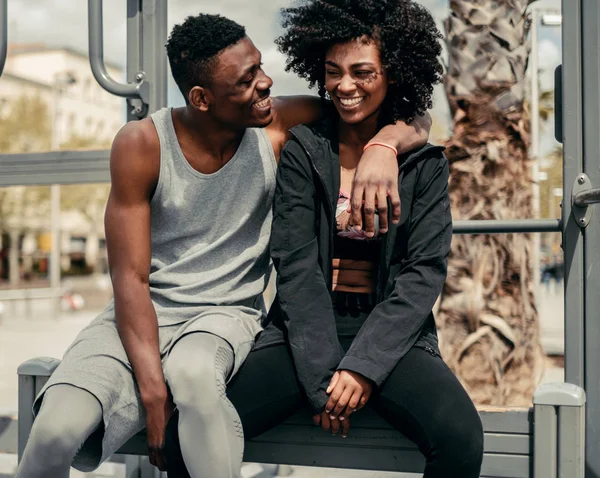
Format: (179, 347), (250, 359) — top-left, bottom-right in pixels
(16, 333), (243, 478)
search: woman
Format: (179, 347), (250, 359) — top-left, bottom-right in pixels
(271, 1), (484, 476)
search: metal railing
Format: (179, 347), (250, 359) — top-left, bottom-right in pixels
(453, 219), (561, 234)
(0, 0), (7, 79)
(88, 0), (148, 104)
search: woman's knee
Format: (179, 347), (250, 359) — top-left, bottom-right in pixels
(434, 408), (484, 472)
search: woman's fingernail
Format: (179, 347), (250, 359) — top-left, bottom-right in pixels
(325, 409), (331, 413)
(339, 417), (345, 421)
(342, 435), (347, 438)
(330, 415), (336, 420)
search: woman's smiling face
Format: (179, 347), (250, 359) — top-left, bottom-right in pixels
(324, 38), (390, 125)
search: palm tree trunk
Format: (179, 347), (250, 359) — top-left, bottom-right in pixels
(439, 0), (545, 406)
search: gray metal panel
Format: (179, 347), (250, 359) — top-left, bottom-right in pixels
(561, 0), (585, 390)
(281, 406), (533, 435)
(479, 408), (533, 435)
(0, 150), (110, 186)
(0, 0), (6, 79)
(534, 405), (557, 478)
(581, 1), (600, 476)
(245, 443), (532, 478)
(243, 442), (426, 473)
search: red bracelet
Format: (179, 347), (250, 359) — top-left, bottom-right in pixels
(363, 141), (398, 157)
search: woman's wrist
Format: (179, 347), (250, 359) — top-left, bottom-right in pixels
(363, 141), (398, 157)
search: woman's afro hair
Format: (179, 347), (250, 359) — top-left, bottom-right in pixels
(276, 0), (444, 124)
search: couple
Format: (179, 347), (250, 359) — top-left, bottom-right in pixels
(16, 1), (483, 477)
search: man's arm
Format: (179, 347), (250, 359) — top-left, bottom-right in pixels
(105, 123), (170, 470)
(350, 112), (432, 236)
(267, 97), (432, 235)
(265, 96), (322, 159)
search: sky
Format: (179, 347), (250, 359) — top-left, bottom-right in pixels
(5, 0), (562, 150)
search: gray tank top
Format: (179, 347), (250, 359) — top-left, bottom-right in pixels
(147, 107), (276, 326)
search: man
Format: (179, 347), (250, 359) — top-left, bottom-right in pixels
(16, 13), (430, 478)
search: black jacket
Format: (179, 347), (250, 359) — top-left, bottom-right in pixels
(265, 118), (452, 412)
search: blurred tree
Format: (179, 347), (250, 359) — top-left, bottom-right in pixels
(0, 95), (51, 239)
(438, 0), (544, 406)
(0, 95), (112, 275)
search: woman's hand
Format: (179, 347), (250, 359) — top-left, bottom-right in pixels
(325, 370), (373, 421)
(313, 410), (351, 438)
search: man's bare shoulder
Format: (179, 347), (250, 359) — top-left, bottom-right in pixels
(109, 118), (160, 188)
(266, 96), (322, 159)
(268, 95), (321, 133)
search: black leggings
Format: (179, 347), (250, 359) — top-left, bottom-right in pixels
(165, 342), (483, 478)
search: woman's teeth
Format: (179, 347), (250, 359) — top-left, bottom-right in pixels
(338, 97), (365, 107)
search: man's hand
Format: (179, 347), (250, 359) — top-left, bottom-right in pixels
(325, 370), (373, 422)
(313, 410), (351, 438)
(144, 386), (175, 471)
(350, 145), (400, 237)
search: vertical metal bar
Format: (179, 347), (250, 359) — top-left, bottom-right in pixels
(534, 405), (558, 478)
(581, 0), (600, 475)
(50, 183), (61, 306)
(127, 0), (143, 121)
(0, 0), (7, 78)
(558, 406), (586, 478)
(561, 0), (585, 389)
(50, 84), (61, 314)
(141, 0), (168, 115)
(17, 375), (35, 461)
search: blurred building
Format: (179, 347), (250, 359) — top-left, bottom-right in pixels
(0, 43), (124, 145)
(0, 45), (123, 284)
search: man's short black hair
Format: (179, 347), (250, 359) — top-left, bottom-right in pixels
(166, 14), (246, 101)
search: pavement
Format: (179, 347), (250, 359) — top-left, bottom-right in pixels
(0, 275), (566, 477)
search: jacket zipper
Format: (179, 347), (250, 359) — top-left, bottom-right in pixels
(291, 134), (335, 290)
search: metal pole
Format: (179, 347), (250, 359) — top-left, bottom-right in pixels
(141, 0), (168, 115)
(50, 83), (61, 307)
(0, 0), (7, 78)
(126, 0), (143, 121)
(580, 0), (600, 475)
(530, 8), (542, 307)
(88, 0), (148, 101)
(561, 0), (585, 390)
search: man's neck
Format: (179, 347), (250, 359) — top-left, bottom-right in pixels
(176, 106), (246, 166)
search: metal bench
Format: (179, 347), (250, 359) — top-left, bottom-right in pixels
(17, 357), (586, 478)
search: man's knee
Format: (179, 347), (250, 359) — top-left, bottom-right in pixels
(166, 340), (231, 412)
(28, 412), (88, 459)
(26, 385), (102, 459)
